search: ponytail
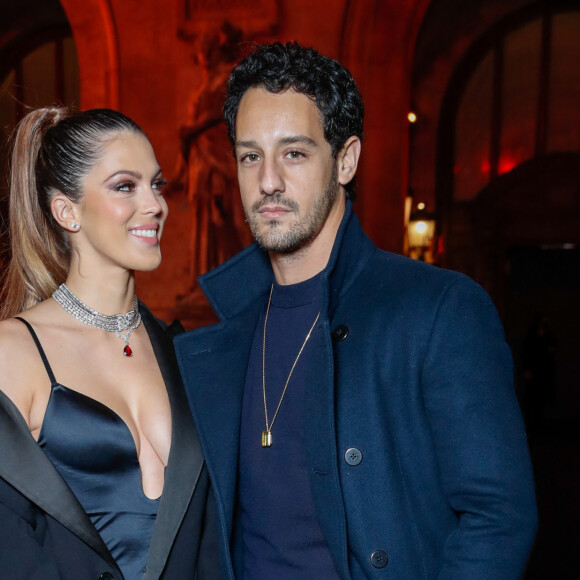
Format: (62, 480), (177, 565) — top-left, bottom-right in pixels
(0, 107), (71, 319)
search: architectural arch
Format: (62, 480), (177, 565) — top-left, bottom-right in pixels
(58, 0), (119, 108)
(435, 1), (580, 277)
(338, 0), (433, 252)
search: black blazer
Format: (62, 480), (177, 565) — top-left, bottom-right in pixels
(0, 305), (219, 579)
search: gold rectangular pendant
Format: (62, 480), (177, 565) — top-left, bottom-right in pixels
(261, 430), (272, 447)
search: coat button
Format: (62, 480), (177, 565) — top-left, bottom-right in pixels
(344, 447), (363, 466)
(332, 324), (349, 342)
(370, 550), (389, 568)
(99, 573), (114, 580)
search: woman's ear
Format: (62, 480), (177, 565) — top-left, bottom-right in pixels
(51, 194), (80, 232)
(337, 136), (362, 187)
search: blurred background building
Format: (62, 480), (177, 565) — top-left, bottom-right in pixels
(1, 1), (578, 576)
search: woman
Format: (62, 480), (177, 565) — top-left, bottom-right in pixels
(0, 107), (217, 579)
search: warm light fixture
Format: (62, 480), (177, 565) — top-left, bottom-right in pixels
(407, 205), (436, 262)
(407, 111), (417, 123)
(413, 220), (429, 235)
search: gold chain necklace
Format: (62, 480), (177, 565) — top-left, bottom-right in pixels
(261, 284), (320, 448)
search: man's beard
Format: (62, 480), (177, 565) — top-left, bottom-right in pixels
(245, 162), (339, 254)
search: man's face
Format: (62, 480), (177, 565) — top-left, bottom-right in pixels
(234, 87), (342, 254)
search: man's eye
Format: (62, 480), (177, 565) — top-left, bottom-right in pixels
(287, 150), (304, 159)
(241, 153), (260, 163)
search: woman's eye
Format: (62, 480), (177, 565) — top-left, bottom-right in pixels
(115, 182), (135, 192)
(152, 179), (168, 192)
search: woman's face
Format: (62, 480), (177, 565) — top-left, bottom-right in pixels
(73, 131), (168, 273)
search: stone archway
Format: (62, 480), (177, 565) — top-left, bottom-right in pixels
(338, 0), (433, 252)
(58, 0), (119, 108)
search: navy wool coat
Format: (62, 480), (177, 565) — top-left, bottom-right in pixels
(175, 202), (537, 579)
(0, 305), (218, 579)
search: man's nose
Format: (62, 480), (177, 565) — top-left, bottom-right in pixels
(258, 157), (285, 196)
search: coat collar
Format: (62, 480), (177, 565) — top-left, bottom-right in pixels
(198, 201), (376, 321)
(0, 307), (203, 579)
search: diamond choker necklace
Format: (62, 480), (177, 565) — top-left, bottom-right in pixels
(52, 283), (141, 357)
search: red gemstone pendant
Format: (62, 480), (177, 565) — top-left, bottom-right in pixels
(123, 345), (133, 357)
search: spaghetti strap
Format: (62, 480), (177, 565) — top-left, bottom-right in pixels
(14, 317), (57, 385)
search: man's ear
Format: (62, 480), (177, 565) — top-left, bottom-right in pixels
(51, 194), (80, 232)
(337, 136), (361, 187)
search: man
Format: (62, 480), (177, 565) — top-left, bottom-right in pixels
(175, 42), (537, 579)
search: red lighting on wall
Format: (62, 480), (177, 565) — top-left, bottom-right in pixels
(498, 155), (518, 175)
(480, 156), (519, 177)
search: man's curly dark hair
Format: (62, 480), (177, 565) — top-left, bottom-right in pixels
(223, 42), (364, 200)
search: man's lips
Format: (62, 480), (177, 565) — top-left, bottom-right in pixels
(257, 205), (293, 218)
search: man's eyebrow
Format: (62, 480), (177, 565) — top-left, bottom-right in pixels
(235, 135), (318, 149)
(278, 135), (317, 147)
(235, 140), (259, 150)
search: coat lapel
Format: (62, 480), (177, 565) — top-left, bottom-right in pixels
(141, 307), (205, 580)
(0, 390), (116, 568)
(302, 320), (351, 579)
(174, 302), (261, 541)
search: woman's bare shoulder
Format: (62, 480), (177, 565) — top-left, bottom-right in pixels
(0, 317), (37, 416)
(0, 316), (35, 361)
(0, 303), (52, 414)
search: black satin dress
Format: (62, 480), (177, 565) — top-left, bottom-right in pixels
(18, 317), (158, 580)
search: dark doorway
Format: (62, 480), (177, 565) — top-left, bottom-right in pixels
(506, 245), (580, 579)
(507, 245), (580, 421)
